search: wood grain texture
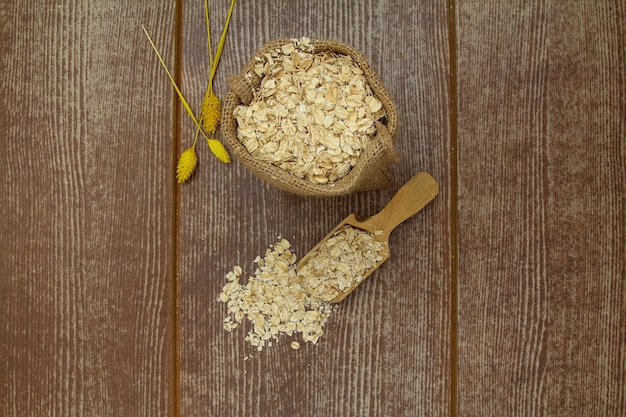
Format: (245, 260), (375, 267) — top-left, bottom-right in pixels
(456, 1), (625, 416)
(3, 1), (623, 415)
(0, 2), (175, 416)
(177, 1), (451, 416)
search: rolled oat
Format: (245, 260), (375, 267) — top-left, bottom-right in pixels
(219, 237), (334, 351)
(234, 38), (385, 185)
(297, 225), (388, 302)
(219, 228), (388, 351)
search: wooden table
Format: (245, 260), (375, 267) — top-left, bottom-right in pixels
(2, 1), (624, 416)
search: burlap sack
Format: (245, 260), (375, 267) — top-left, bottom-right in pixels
(222, 38), (398, 197)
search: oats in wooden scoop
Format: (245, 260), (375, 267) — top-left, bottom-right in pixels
(297, 225), (387, 303)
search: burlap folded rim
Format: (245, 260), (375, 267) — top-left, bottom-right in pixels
(222, 38), (398, 197)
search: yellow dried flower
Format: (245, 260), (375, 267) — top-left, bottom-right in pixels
(201, 92), (222, 134)
(207, 139), (231, 164)
(144, 1), (236, 183)
(200, 0), (234, 136)
(176, 147), (198, 183)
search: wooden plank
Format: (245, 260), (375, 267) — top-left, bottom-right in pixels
(456, 1), (625, 415)
(177, 1), (451, 416)
(0, 2), (176, 415)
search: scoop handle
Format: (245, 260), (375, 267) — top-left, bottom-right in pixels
(371, 172), (439, 237)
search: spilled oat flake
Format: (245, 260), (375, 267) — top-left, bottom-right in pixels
(219, 237), (335, 351)
(219, 227), (387, 351)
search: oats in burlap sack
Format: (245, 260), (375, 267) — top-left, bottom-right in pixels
(222, 38), (398, 197)
(234, 38), (386, 185)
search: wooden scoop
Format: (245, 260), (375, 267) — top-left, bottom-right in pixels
(297, 172), (439, 302)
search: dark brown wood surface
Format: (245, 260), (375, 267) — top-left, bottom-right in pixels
(1, 1), (623, 416)
(0, 2), (177, 415)
(456, 2), (625, 416)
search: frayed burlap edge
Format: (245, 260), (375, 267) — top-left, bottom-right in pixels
(222, 38), (398, 197)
